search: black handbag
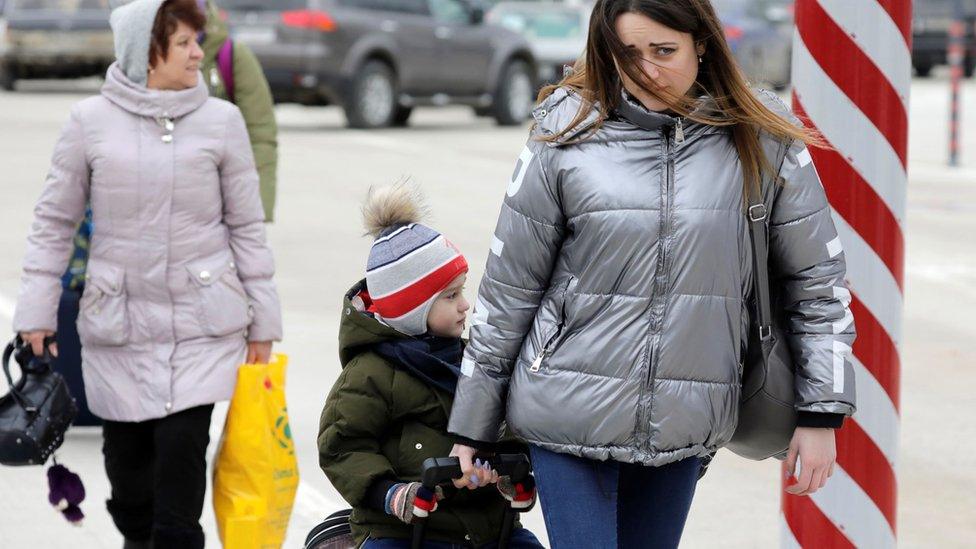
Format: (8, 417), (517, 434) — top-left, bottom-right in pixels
(0, 335), (78, 466)
(726, 140), (798, 461)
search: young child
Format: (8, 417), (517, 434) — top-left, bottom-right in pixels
(318, 184), (543, 548)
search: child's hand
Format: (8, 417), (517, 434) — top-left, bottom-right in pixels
(496, 475), (537, 511)
(386, 482), (444, 524)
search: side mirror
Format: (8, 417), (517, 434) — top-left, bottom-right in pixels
(470, 6), (485, 25)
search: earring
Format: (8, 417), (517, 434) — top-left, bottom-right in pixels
(698, 56), (703, 63)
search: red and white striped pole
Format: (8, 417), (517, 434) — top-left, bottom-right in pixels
(783, 1), (911, 547)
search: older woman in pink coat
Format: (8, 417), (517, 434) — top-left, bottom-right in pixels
(11, 0), (281, 546)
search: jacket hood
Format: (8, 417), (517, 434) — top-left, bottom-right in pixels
(533, 86), (730, 146)
(338, 280), (409, 368)
(199, 0), (229, 58)
(109, 0), (166, 85)
(101, 62), (210, 118)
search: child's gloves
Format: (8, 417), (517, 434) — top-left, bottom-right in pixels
(385, 482), (444, 524)
(496, 475), (537, 511)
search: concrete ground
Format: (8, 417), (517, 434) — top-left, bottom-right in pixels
(0, 71), (973, 547)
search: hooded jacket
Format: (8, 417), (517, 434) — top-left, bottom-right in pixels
(447, 87), (857, 466)
(318, 281), (520, 546)
(12, 63), (282, 421)
(199, 0), (278, 222)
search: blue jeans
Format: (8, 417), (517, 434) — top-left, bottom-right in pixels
(529, 445), (702, 549)
(363, 527), (543, 549)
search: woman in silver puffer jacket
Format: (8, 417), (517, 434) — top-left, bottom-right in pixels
(448, 1), (856, 547)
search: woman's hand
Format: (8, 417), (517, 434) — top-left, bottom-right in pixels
(19, 331), (57, 358)
(246, 341), (272, 364)
(450, 443), (495, 490)
(784, 427), (836, 496)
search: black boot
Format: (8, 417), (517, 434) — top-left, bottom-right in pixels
(122, 539), (151, 549)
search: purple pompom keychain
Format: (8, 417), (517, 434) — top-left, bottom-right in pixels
(47, 458), (85, 525)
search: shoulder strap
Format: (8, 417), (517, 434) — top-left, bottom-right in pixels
(747, 138), (793, 340)
(217, 38), (235, 103)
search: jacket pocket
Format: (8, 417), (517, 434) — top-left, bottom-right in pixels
(186, 255), (251, 338)
(77, 262), (130, 347)
(529, 276), (576, 373)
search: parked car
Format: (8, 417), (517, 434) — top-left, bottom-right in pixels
(219, 0), (537, 128)
(712, 0), (793, 90)
(913, 0), (976, 77)
(0, 0), (114, 91)
(487, 1), (588, 86)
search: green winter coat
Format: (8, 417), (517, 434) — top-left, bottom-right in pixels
(319, 281), (519, 546)
(200, 0), (278, 221)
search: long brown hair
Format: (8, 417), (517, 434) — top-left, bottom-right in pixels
(539, 0), (824, 193)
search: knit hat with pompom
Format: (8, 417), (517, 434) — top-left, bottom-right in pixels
(362, 183), (468, 336)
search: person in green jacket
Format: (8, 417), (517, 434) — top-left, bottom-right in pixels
(197, 0), (277, 222)
(318, 184), (544, 548)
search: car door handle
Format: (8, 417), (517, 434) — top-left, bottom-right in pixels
(435, 26), (452, 39)
(381, 20), (398, 32)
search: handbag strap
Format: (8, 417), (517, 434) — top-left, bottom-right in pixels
(746, 138), (793, 341)
(2, 335), (54, 414)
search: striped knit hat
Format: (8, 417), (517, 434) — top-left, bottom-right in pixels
(363, 185), (468, 336)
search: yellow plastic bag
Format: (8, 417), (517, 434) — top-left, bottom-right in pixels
(213, 354), (299, 549)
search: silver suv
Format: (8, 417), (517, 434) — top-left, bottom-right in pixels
(221, 0), (537, 128)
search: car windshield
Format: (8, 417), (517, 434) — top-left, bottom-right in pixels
(709, 0), (749, 13)
(10, 0), (109, 11)
(218, 0), (308, 11)
(492, 7), (583, 39)
(914, 0), (976, 17)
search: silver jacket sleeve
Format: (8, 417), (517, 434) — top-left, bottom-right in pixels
(770, 136), (857, 416)
(448, 135), (565, 442)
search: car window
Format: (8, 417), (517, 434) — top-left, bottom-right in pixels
(10, 0), (108, 10)
(218, 0), (308, 10)
(709, 0), (747, 15)
(914, 0), (976, 17)
(428, 0), (467, 24)
(493, 8), (582, 39)
(341, 0), (428, 16)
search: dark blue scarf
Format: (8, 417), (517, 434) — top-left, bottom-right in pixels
(373, 336), (463, 395)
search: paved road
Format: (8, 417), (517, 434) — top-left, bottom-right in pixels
(0, 74), (973, 547)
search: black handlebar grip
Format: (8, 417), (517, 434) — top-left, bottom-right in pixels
(420, 457), (464, 489)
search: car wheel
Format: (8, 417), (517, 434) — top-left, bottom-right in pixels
(914, 63), (933, 78)
(0, 67), (15, 92)
(392, 105), (413, 127)
(493, 60), (535, 126)
(345, 60), (397, 129)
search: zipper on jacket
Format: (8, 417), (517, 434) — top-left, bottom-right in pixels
(674, 118), (685, 145)
(529, 279), (573, 372)
(529, 322), (563, 372)
(530, 314), (565, 372)
(635, 126), (677, 451)
(651, 126), (675, 333)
